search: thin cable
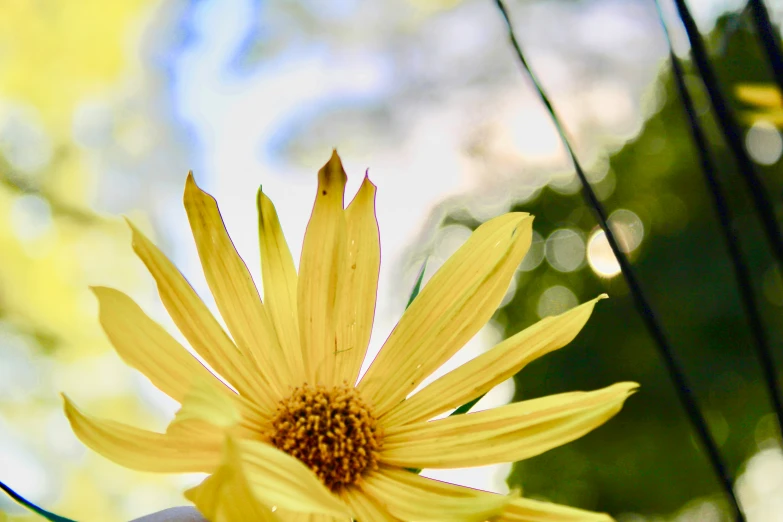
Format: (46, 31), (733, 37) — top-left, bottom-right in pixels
(672, 0), (783, 272)
(747, 0), (783, 96)
(656, 0), (783, 464)
(492, 1), (744, 519)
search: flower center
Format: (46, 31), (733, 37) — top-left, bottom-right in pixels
(269, 383), (382, 491)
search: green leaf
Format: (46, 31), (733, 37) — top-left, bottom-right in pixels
(450, 394), (485, 417)
(0, 480), (77, 522)
(408, 393), (487, 476)
(406, 259), (428, 309)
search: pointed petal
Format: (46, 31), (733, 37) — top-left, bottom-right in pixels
(171, 379), (241, 428)
(185, 444), (279, 522)
(333, 175), (380, 385)
(382, 296), (606, 427)
(92, 286), (271, 432)
(167, 377), (270, 443)
(380, 382), (638, 468)
(232, 439), (351, 517)
(498, 497), (613, 522)
(184, 174), (290, 397)
(340, 488), (399, 521)
(360, 213), (533, 414)
(63, 395), (221, 473)
(258, 188), (304, 383)
(359, 468), (513, 522)
(298, 150), (347, 383)
(91, 286), (229, 404)
(127, 219), (276, 411)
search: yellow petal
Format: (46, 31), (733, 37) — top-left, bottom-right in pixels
(380, 382), (638, 468)
(360, 213), (533, 414)
(62, 395), (221, 473)
(185, 442), (279, 522)
(298, 150), (347, 383)
(184, 174), (290, 398)
(382, 295), (606, 427)
(167, 378), (270, 443)
(127, 219), (275, 412)
(359, 467), (513, 522)
(736, 84), (782, 108)
(340, 488), (399, 521)
(333, 175), (380, 385)
(498, 497), (613, 522)
(92, 286), (270, 434)
(275, 512), (345, 522)
(91, 286), (229, 404)
(258, 188), (304, 383)
(232, 439), (351, 517)
(171, 378), (241, 429)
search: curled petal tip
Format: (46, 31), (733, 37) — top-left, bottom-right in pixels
(360, 173), (377, 193)
(122, 217), (144, 237)
(184, 172), (197, 190)
(318, 150), (348, 189)
(513, 214), (535, 232)
(326, 148), (343, 170)
(618, 381), (641, 396)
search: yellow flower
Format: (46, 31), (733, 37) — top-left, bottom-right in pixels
(736, 83), (783, 126)
(63, 151), (637, 521)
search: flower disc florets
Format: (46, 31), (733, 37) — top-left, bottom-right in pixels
(269, 383), (382, 491)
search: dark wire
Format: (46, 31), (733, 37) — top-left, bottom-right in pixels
(671, 0), (783, 272)
(492, 0), (744, 519)
(656, 0), (783, 488)
(747, 0), (783, 96)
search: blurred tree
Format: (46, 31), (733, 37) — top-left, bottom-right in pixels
(447, 12), (783, 517)
(0, 1), (189, 521)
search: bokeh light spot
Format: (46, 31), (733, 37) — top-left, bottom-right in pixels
(746, 121), (783, 166)
(519, 230), (544, 271)
(587, 229), (621, 277)
(736, 445), (783, 519)
(0, 104), (53, 174)
(586, 209), (644, 278)
(10, 194), (53, 241)
(609, 208), (644, 253)
(537, 285), (578, 318)
(545, 228), (585, 272)
(762, 266), (783, 307)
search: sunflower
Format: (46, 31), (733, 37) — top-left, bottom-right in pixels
(64, 151), (637, 521)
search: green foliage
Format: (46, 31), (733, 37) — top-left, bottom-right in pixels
(406, 258), (428, 309)
(450, 13), (783, 516)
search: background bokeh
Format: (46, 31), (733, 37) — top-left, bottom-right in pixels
(1, 0), (783, 520)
